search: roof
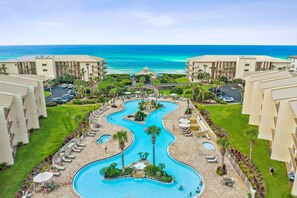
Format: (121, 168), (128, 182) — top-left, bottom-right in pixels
(0, 75), (38, 87)
(10, 74), (47, 81)
(135, 67), (157, 77)
(290, 100), (297, 117)
(0, 94), (13, 107)
(242, 71), (277, 78)
(249, 71), (292, 82)
(0, 82), (28, 96)
(288, 56), (297, 59)
(271, 86), (297, 101)
(0, 55), (104, 63)
(259, 76), (297, 90)
(188, 55), (290, 63)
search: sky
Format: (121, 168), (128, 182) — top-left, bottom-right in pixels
(0, 0), (297, 45)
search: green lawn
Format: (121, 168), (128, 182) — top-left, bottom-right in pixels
(44, 91), (51, 97)
(175, 77), (189, 83)
(0, 104), (98, 197)
(204, 104), (292, 198)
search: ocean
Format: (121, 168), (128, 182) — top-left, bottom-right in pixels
(0, 45), (296, 74)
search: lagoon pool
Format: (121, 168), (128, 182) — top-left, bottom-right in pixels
(73, 100), (203, 198)
(96, 135), (111, 144)
(202, 142), (215, 150)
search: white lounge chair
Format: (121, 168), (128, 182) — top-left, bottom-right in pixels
(66, 153), (76, 159)
(72, 147), (81, 152)
(77, 142), (86, 147)
(207, 157), (218, 163)
(74, 145), (83, 150)
(62, 156), (72, 163)
(53, 164), (65, 170)
(206, 134), (211, 140)
(206, 155), (216, 159)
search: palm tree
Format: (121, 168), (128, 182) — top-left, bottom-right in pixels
(152, 79), (161, 103)
(113, 130), (128, 173)
(110, 88), (119, 106)
(184, 93), (192, 110)
(47, 80), (55, 100)
(190, 82), (202, 101)
(217, 138), (229, 168)
(219, 81), (225, 97)
(145, 125), (161, 165)
(0, 64), (8, 74)
(139, 76), (146, 101)
(245, 128), (258, 161)
(199, 88), (208, 104)
(74, 79), (86, 112)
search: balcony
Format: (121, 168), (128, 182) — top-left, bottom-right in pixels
(292, 134), (297, 147)
(103, 66), (107, 69)
(271, 128), (275, 141)
(24, 109), (27, 117)
(102, 61), (106, 65)
(25, 119), (28, 129)
(9, 133), (15, 146)
(104, 71), (108, 74)
(4, 108), (10, 119)
(289, 147), (297, 172)
(7, 121), (13, 133)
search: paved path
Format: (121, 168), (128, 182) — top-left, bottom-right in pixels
(34, 98), (248, 198)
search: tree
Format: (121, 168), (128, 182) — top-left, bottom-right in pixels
(47, 80), (55, 100)
(217, 138), (229, 168)
(113, 130), (128, 173)
(139, 76), (146, 101)
(219, 81), (226, 97)
(184, 94), (192, 110)
(152, 79), (161, 103)
(145, 125), (161, 165)
(110, 88), (119, 106)
(74, 78), (86, 112)
(0, 64), (8, 74)
(245, 128), (258, 161)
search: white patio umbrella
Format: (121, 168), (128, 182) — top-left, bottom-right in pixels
(179, 123), (190, 128)
(124, 92), (131, 95)
(33, 172), (53, 183)
(170, 93), (177, 96)
(135, 91), (141, 94)
(179, 118), (190, 124)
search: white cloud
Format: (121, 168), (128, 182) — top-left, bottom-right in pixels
(131, 11), (175, 27)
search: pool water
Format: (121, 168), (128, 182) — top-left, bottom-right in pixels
(73, 100), (203, 198)
(202, 142), (215, 150)
(96, 135), (111, 144)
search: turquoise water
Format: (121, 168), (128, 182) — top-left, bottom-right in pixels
(96, 135), (111, 144)
(202, 142), (215, 150)
(0, 45), (296, 74)
(73, 100), (203, 198)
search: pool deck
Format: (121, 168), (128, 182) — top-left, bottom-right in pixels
(34, 98), (248, 198)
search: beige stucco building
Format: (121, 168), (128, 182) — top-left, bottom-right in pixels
(242, 71), (297, 195)
(0, 55), (107, 81)
(0, 74), (47, 165)
(288, 55), (297, 73)
(186, 55), (291, 82)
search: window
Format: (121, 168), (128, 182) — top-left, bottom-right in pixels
(245, 64), (250, 66)
(244, 69), (249, 72)
(43, 69), (48, 72)
(42, 64), (47, 66)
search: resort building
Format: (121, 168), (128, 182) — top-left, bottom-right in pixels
(288, 55), (297, 72)
(0, 74), (47, 165)
(0, 55), (107, 81)
(242, 71), (297, 195)
(186, 55), (291, 82)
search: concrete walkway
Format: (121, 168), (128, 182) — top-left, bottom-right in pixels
(34, 98), (248, 198)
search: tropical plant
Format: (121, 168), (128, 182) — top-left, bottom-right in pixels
(139, 76), (146, 101)
(102, 163), (121, 178)
(184, 94), (192, 110)
(152, 79), (161, 103)
(113, 130), (128, 173)
(0, 64), (8, 74)
(110, 87), (119, 107)
(245, 128), (258, 161)
(138, 152), (149, 160)
(134, 111), (147, 121)
(217, 138), (229, 168)
(138, 101), (146, 111)
(47, 80), (55, 100)
(145, 125), (161, 165)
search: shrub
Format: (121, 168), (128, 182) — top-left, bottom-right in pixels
(134, 111), (147, 121)
(46, 102), (57, 107)
(214, 98), (227, 104)
(17, 141), (24, 147)
(151, 100), (164, 109)
(0, 162), (9, 171)
(170, 87), (183, 95)
(216, 165), (227, 176)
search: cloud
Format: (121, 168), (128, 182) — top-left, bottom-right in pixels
(132, 11), (175, 27)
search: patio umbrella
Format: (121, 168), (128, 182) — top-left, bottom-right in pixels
(33, 172), (53, 183)
(124, 92), (131, 95)
(170, 93), (177, 96)
(179, 123), (190, 128)
(179, 118), (190, 124)
(135, 91), (141, 94)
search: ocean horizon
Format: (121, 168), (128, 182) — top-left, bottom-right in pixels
(0, 45), (296, 74)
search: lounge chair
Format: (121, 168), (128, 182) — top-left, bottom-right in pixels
(206, 155), (216, 159)
(87, 131), (96, 137)
(207, 157), (218, 163)
(206, 134), (211, 140)
(76, 142), (86, 147)
(72, 147), (81, 152)
(184, 132), (193, 136)
(74, 145), (84, 150)
(62, 156), (72, 163)
(53, 164), (65, 170)
(66, 153), (76, 159)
